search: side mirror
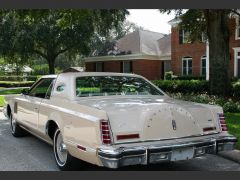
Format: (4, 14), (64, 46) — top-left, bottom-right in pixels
(22, 88), (29, 95)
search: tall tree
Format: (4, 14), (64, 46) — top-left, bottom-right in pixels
(160, 9), (240, 96)
(0, 9), (128, 74)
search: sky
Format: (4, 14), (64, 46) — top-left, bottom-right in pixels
(126, 9), (176, 34)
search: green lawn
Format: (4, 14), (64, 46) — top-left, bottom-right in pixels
(225, 113), (240, 149)
(0, 96), (4, 107)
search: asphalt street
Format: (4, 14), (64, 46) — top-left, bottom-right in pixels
(0, 112), (240, 171)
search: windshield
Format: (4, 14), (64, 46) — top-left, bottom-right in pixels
(76, 76), (164, 97)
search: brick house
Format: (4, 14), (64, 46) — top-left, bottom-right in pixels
(84, 16), (240, 80)
(84, 30), (171, 80)
(169, 16), (240, 79)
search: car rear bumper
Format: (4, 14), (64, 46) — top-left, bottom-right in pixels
(97, 136), (237, 168)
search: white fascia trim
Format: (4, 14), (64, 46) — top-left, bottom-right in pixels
(233, 47), (240, 77)
(83, 54), (171, 62)
(168, 19), (181, 27)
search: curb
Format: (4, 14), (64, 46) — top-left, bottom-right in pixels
(218, 150), (240, 164)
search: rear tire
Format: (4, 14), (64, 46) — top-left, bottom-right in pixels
(53, 128), (80, 171)
(10, 113), (27, 137)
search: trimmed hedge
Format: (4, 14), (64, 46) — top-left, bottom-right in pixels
(152, 80), (209, 94)
(0, 76), (40, 81)
(172, 76), (206, 80)
(0, 81), (34, 88)
(170, 92), (240, 113)
(152, 80), (240, 99)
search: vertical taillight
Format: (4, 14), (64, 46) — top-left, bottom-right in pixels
(100, 120), (112, 145)
(218, 113), (228, 132)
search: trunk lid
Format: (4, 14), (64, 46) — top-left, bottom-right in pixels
(76, 96), (220, 144)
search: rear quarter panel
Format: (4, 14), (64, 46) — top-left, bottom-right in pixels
(38, 98), (108, 165)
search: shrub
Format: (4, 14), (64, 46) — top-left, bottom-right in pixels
(164, 71), (173, 80)
(31, 64), (49, 75)
(223, 100), (240, 113)
(152, 80), (209, 94)
(0, 81), (34, 88)
(169, 92), (240, 113)
(232, 81), (240, 99)
(0, 76), (39, 81)
(172, 75), (206, 80)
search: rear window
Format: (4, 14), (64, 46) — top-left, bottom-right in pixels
(76, 76), (163, 97)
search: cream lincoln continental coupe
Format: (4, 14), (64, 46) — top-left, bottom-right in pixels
(3, 72), (237, 170)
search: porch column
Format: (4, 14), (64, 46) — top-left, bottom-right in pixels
(206, 40), (210, 80)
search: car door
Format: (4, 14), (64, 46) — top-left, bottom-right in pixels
(17, 78), (54, 132)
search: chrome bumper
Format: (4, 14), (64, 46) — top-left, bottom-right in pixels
(98, 136), (237, 168)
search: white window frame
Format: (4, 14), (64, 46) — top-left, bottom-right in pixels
(182, 57), (192, 75)
(235, 16), (240, 40)
(233, 47), (240, 77)
(201, 56), (207, 76)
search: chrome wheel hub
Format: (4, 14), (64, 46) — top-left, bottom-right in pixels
(59, 143), (67, 153)
(55, 130), (68, 166)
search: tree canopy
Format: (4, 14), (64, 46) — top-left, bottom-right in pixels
(89, 21), (142, 57)
(0, 9), (128, 74)
(160, 9), (240, 96)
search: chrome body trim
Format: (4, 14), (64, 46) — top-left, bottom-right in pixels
(97, 136), (237, 168)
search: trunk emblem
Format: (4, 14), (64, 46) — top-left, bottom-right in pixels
(172, 120), (177, 130)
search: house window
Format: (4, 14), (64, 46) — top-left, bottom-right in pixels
(182, 57), (192, 75)
(234, 48), (240, 78)
(236, 17), (240, 40)
(201, 56), (206, 76)
(95, 62), (104, 72)
(122, 61), (132, 73)
(179, 29), (191, 44)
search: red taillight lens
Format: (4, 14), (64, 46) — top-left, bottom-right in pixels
(100, 120), (112, 145)
(218, 113), (228, 132)
(117, 134), (140, 140)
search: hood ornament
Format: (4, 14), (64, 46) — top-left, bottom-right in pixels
(172, 120), (177, 130)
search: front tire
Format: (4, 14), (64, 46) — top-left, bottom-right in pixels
(10, 113), (26, 137)
(53, 128), (80, 171)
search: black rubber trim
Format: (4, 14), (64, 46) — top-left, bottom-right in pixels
(216, 137), (237, 144)
(195, 141), (215, 147)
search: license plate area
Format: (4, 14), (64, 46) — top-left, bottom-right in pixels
(171, 147), (194, 161)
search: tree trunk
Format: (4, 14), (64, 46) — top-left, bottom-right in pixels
(47, 57), (56, 74)
(204, 10), (231, 96)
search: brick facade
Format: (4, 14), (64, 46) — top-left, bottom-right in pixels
(229, 18), (240, 76)
(171, 27), (206, 76)
(85, 17), (240, 79)
(171, 17), (240, 77)
(85, 60), (162, 80)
